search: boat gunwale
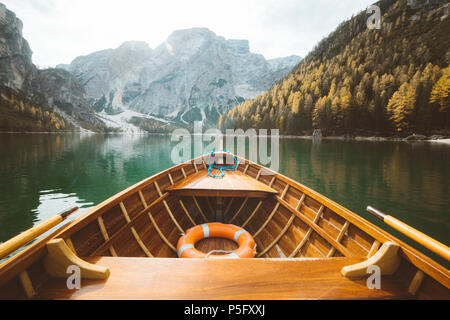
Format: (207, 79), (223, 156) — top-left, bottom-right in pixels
(0, 153), (448, 291)
(0, 156), (206, 286)
(232, 155), (450, 289)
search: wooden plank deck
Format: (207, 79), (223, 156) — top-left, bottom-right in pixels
(165, 170), (278, 198)
(38, 257), (410, 299)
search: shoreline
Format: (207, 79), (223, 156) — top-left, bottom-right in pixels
(0, 131), (449, 144)
(279, 135), (450, 144)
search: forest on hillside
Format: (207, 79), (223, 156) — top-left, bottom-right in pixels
(218, 0), (450, 136)
(0, 85), (117, 132)
(0, 86), (72, 132)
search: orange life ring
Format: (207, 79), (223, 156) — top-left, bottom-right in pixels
(177, 223), (256, 258)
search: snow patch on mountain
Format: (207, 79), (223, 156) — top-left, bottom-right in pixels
(96, 109), (171, 134)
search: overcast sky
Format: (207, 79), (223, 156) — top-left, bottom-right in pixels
(3, 0), (376, 67)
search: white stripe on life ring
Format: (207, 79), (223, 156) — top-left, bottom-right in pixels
(178, 244), (194, 257)
(233, 229), (246, 242)
(201, 224), (210, 238)
(228, 252), (239, 259)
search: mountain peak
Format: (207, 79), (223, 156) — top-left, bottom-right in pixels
(118, 41), (151, 51)
(61, 28), (301, 126)
(160, 28), (219, 58)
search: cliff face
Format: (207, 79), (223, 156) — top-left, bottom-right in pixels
(32, 68), (106, 129)
(62, 28), (301, 125)
(0, 3), (36, 91)
(0, 3), (105, 132)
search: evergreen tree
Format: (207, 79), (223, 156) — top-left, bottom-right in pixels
(219, 0), (449, 136)
(387, 82), (416, 132)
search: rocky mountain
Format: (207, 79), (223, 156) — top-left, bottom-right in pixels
(0, 3), (109, 132)
(0, 2), (300, 132)
(60, 28), (301, 126)
(0, 3), (35, 92)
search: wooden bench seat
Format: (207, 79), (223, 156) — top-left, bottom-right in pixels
(37, 257), (410, 299)
(165, 170), (278, 198)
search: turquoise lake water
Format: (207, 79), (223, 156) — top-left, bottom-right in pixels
(0, 133), (448, 265)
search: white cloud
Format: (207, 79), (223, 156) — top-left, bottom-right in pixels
(2, 0), (376, 67)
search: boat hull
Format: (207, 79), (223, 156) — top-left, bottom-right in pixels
(0, 154), (448, 299)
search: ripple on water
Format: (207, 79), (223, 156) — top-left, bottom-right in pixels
(32, 189), (94, 224)
(0, 190), (95, 263)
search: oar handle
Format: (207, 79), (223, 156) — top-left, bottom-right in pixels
(0, 206), (78, 260)
(367, 206), (450, 261)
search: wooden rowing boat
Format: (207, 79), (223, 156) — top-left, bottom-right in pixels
(0, 152), (449, 299)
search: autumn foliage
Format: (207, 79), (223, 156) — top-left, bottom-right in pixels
(219, 0), (450, 136)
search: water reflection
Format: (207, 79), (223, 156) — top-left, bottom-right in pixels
(0, 133), (173, 241)
(33, 189), (94, 222)
(0, 134), (448, 266)
(279, 139), (449, 262)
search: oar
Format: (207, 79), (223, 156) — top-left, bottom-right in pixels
(367, 206), (450, 261)
(0, 206), (78, 260)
